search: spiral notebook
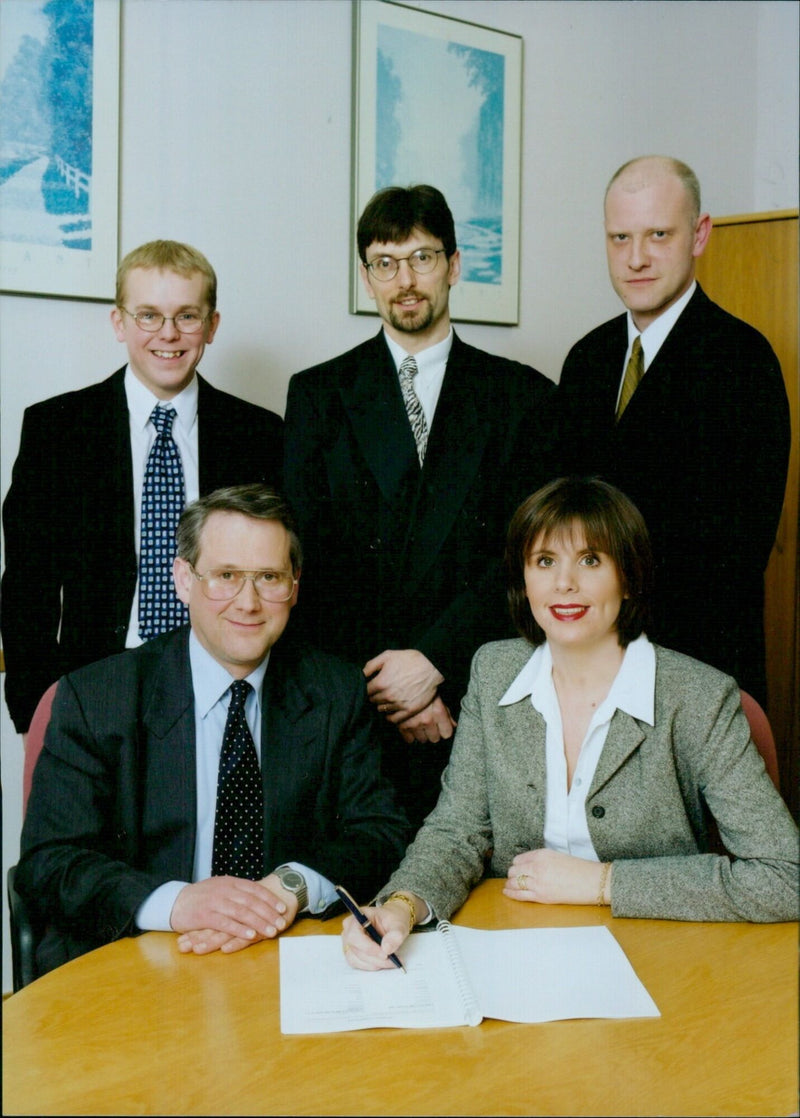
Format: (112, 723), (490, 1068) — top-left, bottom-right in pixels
(279, 922), (659, 1034)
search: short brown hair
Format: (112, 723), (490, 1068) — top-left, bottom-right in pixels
(115, 240), (217, 312)
(357, 185), (457, 262)
(176, 485), (302, 573)
(505, 477), (653, 648)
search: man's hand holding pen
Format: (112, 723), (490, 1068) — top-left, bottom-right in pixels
(341, 890), (422, 971)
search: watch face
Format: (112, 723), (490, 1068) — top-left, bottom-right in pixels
(281, 870), (303, 891)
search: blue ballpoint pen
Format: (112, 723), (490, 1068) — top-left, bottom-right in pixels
(335, 885), (406, 972)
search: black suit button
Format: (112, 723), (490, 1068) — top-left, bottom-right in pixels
(369, 538), (382, 551)
(591, 805), (605, 819)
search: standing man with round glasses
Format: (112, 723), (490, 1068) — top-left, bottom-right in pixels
(2, 239), (284, 738)
(284, 185), (557, 828)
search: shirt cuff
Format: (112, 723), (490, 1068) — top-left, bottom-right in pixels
(136, 866), (338, 931)
(135, 880), (189, 931)
(285, 861), (338, 915)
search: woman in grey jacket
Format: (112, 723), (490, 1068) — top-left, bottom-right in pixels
(343, 477), (798, 969)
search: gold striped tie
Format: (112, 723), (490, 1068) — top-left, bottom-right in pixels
(616, 336), (644, 421)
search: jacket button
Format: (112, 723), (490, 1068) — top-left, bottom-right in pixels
(591, 805), (605, 819)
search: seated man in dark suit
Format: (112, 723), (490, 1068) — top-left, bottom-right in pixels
(16, 485), (409, 975)
(2, 240), (284, 736)
(284, 185), (557, 828)
(557, 156), (789, 705)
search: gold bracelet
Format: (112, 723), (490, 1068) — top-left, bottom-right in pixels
(383, 892), (417, 935)
(596, 862), (611, 906)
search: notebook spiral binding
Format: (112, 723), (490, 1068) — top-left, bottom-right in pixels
(437, 920), (482, 1025)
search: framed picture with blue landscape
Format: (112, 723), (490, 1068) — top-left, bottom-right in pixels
(0, 0), (119, 299)
(351, 0), (522, 325)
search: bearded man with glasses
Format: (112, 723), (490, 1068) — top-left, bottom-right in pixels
(285, 185), (558, 829)
(2, 240), (283, 738)
(16, 485), (408, 977)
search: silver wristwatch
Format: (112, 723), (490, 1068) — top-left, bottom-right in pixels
(274, 864), (308, 910)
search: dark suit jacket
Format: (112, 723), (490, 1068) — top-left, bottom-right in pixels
(16, 627), (409, 976)
(557, 286), (790, 703)
(1, 367), (284, 731)
(284, 330), (557, 823)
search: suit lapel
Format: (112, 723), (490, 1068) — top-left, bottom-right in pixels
(594, 317), (629, 414)
(338, 331), (493, 590)
(141, 631), (197, 873)
(196, 375), (221, 491)
(338, 332), (419, 507)
(402, 335), (490, 590)
(637, 285), (706, 385)
(504, 697), (548, 788)
(259, 643), (330, 867)
(508, 686), (646, 824)
(615, 287), (707, 423)
(107, 368), (136, 549)
(589, 711), (646, 796)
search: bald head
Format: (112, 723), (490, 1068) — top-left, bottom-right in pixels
(603, 155), (711, 330)
(605, 156), (701, 226)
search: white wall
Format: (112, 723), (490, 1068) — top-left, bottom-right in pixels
(2, 0), (797, 993)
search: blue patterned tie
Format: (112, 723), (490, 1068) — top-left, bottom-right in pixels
(138, 405), (189, 640)
(212, 680), (264, 879)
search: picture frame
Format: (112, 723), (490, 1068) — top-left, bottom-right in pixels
(351, 0), (523, 325)
(0, 0), (120, 301)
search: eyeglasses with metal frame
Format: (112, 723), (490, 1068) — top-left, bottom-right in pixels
(121, 308), (209, 333)
(190, 567), (297, 602)
(365, 248), (446, 282)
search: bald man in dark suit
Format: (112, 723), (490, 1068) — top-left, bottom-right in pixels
(557, 157), (789, 705)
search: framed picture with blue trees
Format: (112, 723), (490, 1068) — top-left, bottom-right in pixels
(351, 0), (523, 324)
(0, 0), (119, 299)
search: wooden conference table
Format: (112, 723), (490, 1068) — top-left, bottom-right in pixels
(3, 880), (797, 1117)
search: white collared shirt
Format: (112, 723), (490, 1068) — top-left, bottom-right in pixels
(384, 328), (453, 428)
(123, 368), (200, 646)
(135, 635), (337, 930)
(499, 636), (656, 859)
(616, 280), (696, 410)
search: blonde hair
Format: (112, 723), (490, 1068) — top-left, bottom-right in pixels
(115, 240), (217, 311)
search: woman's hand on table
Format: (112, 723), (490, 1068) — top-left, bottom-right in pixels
(504, 849), (612, 906)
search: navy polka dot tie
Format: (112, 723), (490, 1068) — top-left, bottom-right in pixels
(138, 405), (189, 640)
(212, 680), (264, 880)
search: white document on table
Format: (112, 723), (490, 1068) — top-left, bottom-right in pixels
(279, 923), (660, 1034)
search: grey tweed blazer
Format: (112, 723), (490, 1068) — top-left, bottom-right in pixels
(382, 639), (798, 923)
